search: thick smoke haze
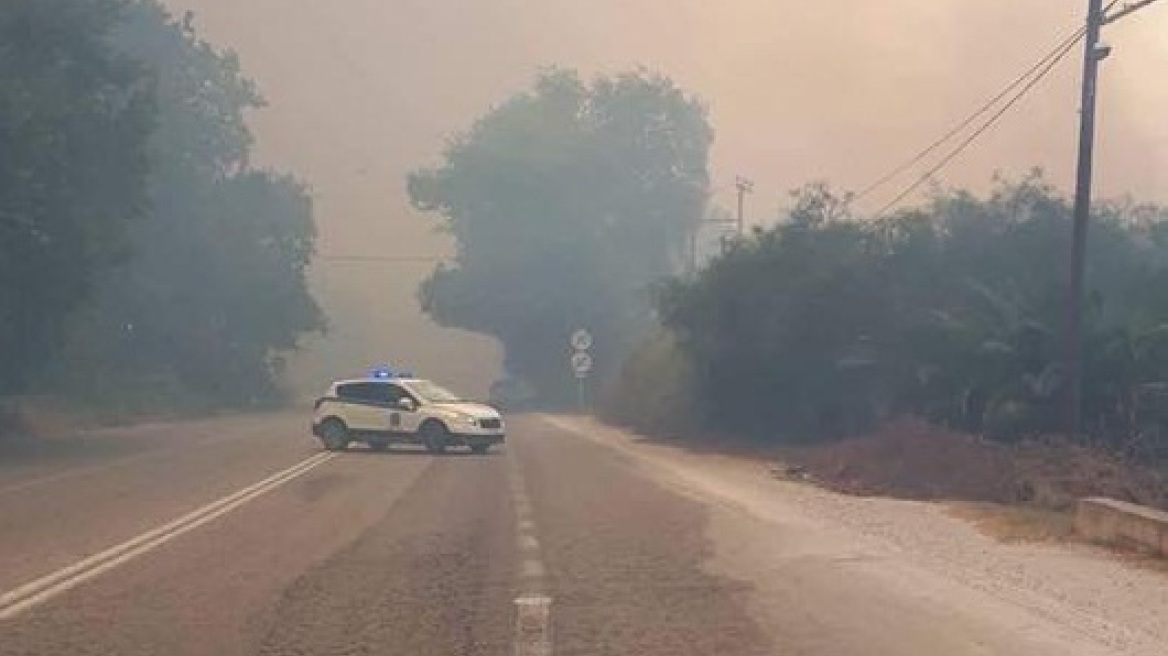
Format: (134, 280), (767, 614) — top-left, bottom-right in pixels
(161, 0), (1167, 396)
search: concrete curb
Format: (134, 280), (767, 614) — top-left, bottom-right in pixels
(1074, 497), (1168, 557)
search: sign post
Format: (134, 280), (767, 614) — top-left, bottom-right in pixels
(569, 329), (593, 413)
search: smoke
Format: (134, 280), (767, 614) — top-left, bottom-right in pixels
(161, 0), (1168, 395)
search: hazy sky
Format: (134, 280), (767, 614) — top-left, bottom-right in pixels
(161, 0), (1168, 395)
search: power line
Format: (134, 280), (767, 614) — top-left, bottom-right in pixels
(853, 26), (1088, 204)
(871, 29), (1086, 219)
(1105, 0), (1165, 24)
(315, 254), (449, 264)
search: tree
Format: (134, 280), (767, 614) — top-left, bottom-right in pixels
(411, 68), (710, 401)
(0, 0), (153, 394)
(653, 175), (1168, 454)
(409, 69), (712, 402)
(52, 2), (323, 406)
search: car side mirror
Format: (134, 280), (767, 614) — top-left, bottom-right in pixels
(396, 398), (417, 412)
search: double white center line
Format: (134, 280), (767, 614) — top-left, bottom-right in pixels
(0, 451), (337, 620)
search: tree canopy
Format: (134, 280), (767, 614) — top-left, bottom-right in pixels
(0, 0), (323, 409)
(409, 69), (712, 402)
(645, 175), (1168, 456)
(0, 0), (153, 394)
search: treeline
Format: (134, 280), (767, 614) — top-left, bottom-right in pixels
(607, 176), (1168, 459)
(0, 0), (322, 412)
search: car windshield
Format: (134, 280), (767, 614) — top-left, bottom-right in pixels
(407, 380), (463, 403)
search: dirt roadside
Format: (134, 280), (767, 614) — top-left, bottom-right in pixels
(616, 416), (1168, 545)
(770, 418), (1168, 509)
(765, 418), (1168, 553)
(0, 395), (185, 439)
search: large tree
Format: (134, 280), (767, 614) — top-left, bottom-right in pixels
(54, 2), (323, 406)
(0, 0), (153, 394)
(409, 69), (712, 402)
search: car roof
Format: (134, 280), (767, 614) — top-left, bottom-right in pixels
(331, 377), (424, 387)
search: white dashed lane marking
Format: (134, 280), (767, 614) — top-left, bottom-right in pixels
(521, 559), (547, 580)
(507, 444), (553, 656)
(515, 594), (554, 656)
(520, 533), (541, 552)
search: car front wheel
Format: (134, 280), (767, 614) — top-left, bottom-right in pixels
(420, 422), (448, 455)
(319, 420), (350, 452)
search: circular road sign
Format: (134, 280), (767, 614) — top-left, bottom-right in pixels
(571, 351), (593, 376)
(570, 328), (593, 352)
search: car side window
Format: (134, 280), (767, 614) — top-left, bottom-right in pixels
(335, 383), (362, 402)
(384, 384), (415, 408)
(337, 382), (381, 404)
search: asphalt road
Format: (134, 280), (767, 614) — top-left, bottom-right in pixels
(0, 413), (1161, 655)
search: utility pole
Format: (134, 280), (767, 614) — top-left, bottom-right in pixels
(735, 176), (754, 238)
(691, 205), (740, 271)
(1065, 0), (1106, 438)
(1064, 0), (1162, 437)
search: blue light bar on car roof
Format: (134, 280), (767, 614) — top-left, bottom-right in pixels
(370, 366), (414, 380)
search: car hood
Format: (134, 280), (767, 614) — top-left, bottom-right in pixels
(432, 402), (502, 420)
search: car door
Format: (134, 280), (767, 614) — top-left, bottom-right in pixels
(384, 383), (423, 435)
(337, 382), (385, 433)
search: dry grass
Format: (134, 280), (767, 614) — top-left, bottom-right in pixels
(1112, 546), (1168, 574)
(947, 502), (1076, 544)
(946, 502), (1168, 575)
(776, 418), (1168, 511)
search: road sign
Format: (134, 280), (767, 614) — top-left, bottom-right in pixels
(570, 328), (593, 352)
(570, 352), (593, 376)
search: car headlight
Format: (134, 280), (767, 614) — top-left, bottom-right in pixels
(455, 414), (478, 427)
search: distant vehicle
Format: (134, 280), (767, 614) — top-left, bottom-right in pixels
(312, 374), (505, 454)
(488, 376), (537, 411)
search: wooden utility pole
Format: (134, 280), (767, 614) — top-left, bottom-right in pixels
(1065, 0), (1107, 437)
(1064, 0), (1163, 436)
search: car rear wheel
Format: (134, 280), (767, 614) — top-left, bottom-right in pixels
(320, 420), (350, 452)
(421, 421), (448, 455)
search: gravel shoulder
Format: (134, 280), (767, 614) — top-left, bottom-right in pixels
(545, 415), (1168, 656)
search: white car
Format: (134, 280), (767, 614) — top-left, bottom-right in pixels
(311, 376), (505, 454)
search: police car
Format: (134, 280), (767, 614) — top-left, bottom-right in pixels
(311, 369), (505, 454)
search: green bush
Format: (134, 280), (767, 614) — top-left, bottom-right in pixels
(600, 330), (701, 437)
(654, 176), (1168, 451)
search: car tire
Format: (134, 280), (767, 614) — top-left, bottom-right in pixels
(320, 419), (350, 452)
(368, 438), (389, 452)
(469, 443), (490, 455)
(420, 421), (448, 455)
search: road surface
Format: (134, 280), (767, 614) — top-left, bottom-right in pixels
(0, 412), (1165, 655)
